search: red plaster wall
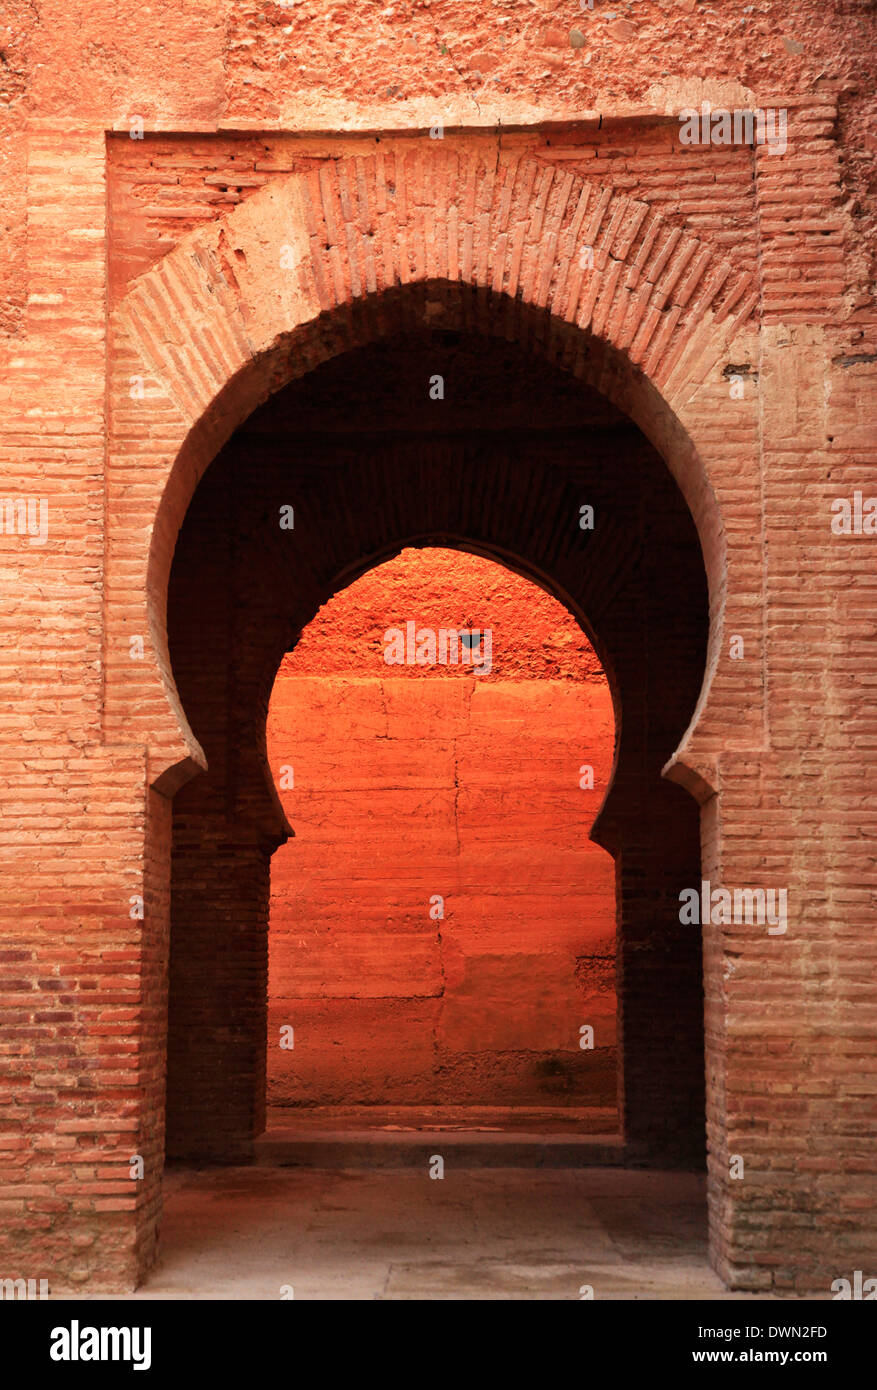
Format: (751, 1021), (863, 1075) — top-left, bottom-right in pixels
(266, 549), (617, 1108)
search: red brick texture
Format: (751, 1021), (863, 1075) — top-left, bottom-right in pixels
(1, 3), (875, 1296)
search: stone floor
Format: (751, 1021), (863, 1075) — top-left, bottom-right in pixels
(71, 1165), (800, 1300)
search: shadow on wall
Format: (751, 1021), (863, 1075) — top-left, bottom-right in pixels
(266, 547), (618, 1112)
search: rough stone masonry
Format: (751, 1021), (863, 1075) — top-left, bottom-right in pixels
(0, 0), (875, 1296)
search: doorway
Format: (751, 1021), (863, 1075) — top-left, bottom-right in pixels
(164, 328), (709, 1171)
(264, 546), (618, 1147)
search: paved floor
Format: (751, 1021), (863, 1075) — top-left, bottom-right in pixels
(74, 1165), (797, 1300)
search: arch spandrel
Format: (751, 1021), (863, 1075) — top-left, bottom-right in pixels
(107, 148), (767, 797)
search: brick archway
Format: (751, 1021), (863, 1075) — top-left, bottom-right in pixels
(107, 150), (764, 802)
(163, 375), (710, 1173)
(106, 150), (769, 1289)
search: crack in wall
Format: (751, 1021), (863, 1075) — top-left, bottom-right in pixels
(433, 676), (476, 1058)
(377, 678), (391, 738)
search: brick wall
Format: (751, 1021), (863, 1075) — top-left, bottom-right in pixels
(1, 0), (875, 1295)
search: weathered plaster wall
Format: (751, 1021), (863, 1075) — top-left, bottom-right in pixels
(265, 550), (617, 1109)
